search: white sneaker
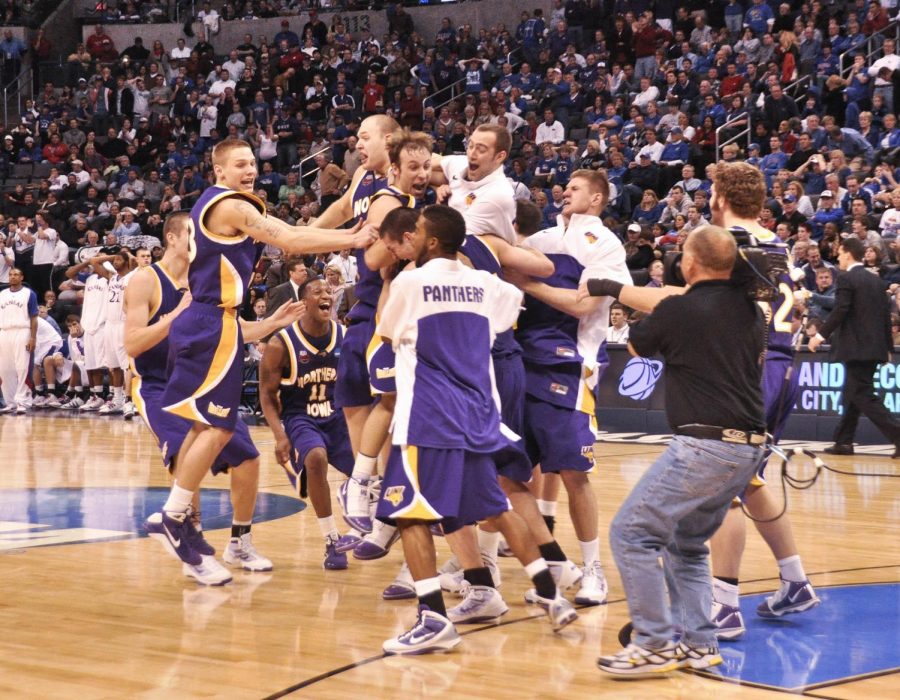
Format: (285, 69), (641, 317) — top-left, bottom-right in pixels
(575, 561), (608, 606)
(123, 401), (136, 420)
(342, 476), (373, 533)
(597, 641), (679, 678)
(0, 404), (15, 414)
(382, 561), (417, 600)
(526, 587), (579, 631)
(182, 555), (233, 586)
(61, 396), (85, 410)
(550, 559), (584, 591)
(447, 584), (509, 624)
(32, 395), (48, 408)
(223, 533), (274, 571)
(15, 405), (27, 414)
(438, 556), (464, 594)
(98, 399), (124, 415)
(675, 641), (723, 670)
(383, 607), (461, 656)
(80, 396), (104, 412)
(44, 395), (62, 409)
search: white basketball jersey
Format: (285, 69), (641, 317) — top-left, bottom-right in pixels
(81, 274), (108, 334)
(0, 286), (37, 330)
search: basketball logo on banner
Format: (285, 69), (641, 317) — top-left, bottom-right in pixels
(617, 357), (663, 401)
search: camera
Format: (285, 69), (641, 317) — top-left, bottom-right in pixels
(662, 232), (789, 302)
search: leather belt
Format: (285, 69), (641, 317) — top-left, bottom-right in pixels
(674, 424), (766, 446)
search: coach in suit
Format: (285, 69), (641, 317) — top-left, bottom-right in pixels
(266, 258), (315, 316)
(809, 237), (900, 456)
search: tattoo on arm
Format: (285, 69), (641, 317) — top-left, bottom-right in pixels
(238, 201), (284, 241)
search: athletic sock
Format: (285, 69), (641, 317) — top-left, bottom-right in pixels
(162, 483), (194, 514)
(536, 499), (557, 517)
(578, 538), (601, 567)
(92, 386), (103, 398)
(713, 577), (740, 607)
(35, 384), (46, 396)
(777, 554), (807, 582)
(543, 515), (556, 533)
(46, 384), (55, 395)
(317, 515), (339, 540)
(369, 521), (397, 547)
(351, 452), (377, 481)
(113, 386), (124, 402)
(477, 528), (500, 561)
(538, 540), (567, 563)
(191, 509), (202, 531)
(463, 566), (495, 588)
(414, 577), (446, 617)
(231, 520), (252, 539)
(525, 558), (556, 600)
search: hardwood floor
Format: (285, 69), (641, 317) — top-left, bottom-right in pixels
(0, 416), (897, 699)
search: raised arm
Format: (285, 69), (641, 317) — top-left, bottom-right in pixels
(88, 253), (118, 279)
(210, 198), (375, 255)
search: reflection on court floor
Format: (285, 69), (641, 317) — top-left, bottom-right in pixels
(703, 583), (900, 692)
(0, 487), (305, 549)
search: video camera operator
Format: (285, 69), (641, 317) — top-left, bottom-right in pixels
(596, 225), (766, 678)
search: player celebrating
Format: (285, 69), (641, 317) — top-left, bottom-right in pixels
(312, 115), (397, 468)
(126, 212), (303, 584)
(505, 170), (632, 606)
(0, 268), (38, 414)
(341, 129), (432, 555)
(143, 139), (373, 574)
(259, 278), (357, 569)
(376, 205), (576, 655)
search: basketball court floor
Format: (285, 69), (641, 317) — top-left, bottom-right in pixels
(1, 415), (897, 698)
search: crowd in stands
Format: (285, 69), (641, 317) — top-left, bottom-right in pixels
(7, 0), (900, 381)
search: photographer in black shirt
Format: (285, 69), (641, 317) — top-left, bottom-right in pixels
(596, 226), (766, 679)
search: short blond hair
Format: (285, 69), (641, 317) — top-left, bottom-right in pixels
(212, 138), (254, 167)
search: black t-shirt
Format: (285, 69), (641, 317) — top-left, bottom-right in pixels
(629, 280), (766, 432)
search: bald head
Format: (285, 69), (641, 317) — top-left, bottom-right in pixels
(683, 226), (736, 282)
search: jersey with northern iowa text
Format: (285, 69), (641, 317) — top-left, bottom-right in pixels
(730, 226), (795, 360)
(517, 213), (632, 411)
(277, 320), (345, 421)
(376, 257), (523, 451)
(460, 234), (521, 360)
(345, 170), (390, 323)
(131, 262), (184, 383)
(188, 186), (266, 309)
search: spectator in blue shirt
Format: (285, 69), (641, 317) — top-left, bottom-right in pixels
(809, 190), (844, 238)
(761, 136), (789, 187)
(826, 125), (875, 165)
(744, 0), (774, 36)
(698, 93), (726, 127)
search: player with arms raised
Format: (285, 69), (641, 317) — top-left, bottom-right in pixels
(143, 139), (373, 573)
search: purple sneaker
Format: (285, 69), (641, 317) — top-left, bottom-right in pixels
(340, 477), (373, 533)
(429, 522), (444, 537)
(145, 510), (202, 566)
(324, 540), (348, 570)
(757, 579), (820, 618)
(383, 562), (416, 600)
(712, 602), (745, 640)
(334, 531), (363, 553)
(353, 524), (400, 560)
(185, 512), (216, 557)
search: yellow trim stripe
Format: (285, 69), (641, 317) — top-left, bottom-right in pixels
(147, 267), (162, 321)
(163, 312), (238, 424)
(391, 446), (443, 521)
(132, 377), (160, 445)
(474, 234), (501, 267)
(198, 188), (267, 244)
(279, 326), (298, 386)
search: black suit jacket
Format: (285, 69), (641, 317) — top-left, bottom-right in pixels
(266, 280), (298, 317)
(819, 265), (892, 363)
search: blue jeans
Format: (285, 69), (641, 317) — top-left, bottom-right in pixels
(609, 435), (763, 649)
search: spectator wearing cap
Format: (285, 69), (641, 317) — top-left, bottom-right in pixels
(809, 190), (843, 239)
(626, 157), (662, 213)
(658, 127), (690, 192)
(70, 160), (89, 191)
(778, 194), (808, 233)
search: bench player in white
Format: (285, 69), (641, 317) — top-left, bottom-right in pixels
(93, 248), (137, 415)
(65, 257), (109, 411)
(0, 268), (38, 414)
